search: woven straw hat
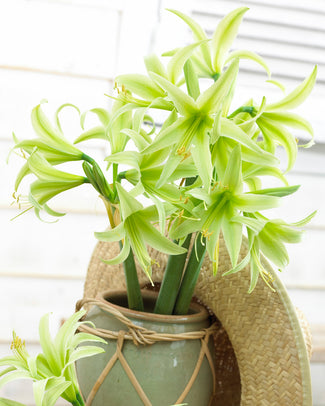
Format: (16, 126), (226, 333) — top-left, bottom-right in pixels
(82, 236), (312, 406)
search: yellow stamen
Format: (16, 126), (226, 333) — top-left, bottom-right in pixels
(176, 146), (186, 156)
(202, 228), (214, 240)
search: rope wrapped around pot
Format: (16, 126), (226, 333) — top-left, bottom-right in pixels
(76, 297), (220, 406)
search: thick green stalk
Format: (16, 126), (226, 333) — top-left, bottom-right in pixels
(153, 234), (192, 314)
(173, 235), (207, 315)
(119, 241), (144, 311)
(72, 393), (85, 406)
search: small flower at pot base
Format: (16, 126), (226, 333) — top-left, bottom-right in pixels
(0, 310), (106, 406)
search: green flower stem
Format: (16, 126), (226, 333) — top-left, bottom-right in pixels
(173, 235), (207, 315)
(72, 392), (85, 406)
(227, 105), (255, 119)
(212, 72), (220, 82)
(119, 241), (144, 311)
(81, 153), (95, 165)
(153, 234), (192, 315)
(113, 163), (118, 199)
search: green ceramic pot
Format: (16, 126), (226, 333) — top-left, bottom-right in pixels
(76, 290), (215, 406)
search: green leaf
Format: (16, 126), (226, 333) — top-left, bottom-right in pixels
(150, 72), (198, 116)
(197, 58), (239, 113)
(225, 50), (271, 76)
(266, 65), (317, 111)
(212, 7), (249, 73)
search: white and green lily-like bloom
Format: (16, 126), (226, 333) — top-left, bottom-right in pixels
(95, 183), (187, 276)
(16, 150), (89, 218)
(0, 311), (106, 406)
(170, 146), (282, 270)
(13, 103), (86, 188)
(224, 211), (316, 292)
(12, 7), (317, 315)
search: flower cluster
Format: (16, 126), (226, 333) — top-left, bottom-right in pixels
(13, 8), (316, 311)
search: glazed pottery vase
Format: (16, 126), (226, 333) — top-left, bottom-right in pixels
(76, 290), (215, 406)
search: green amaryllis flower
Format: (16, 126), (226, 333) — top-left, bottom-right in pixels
(14, 102), (85, 190)
(105, 148), (195, 233)
(22, 150), (88, 217)
(142, 59), (277, 191)
(0, 310), (106, 406)
(166, 8), (270, 80)
(95, 183), (187, 277)
(170, 145), (281, 272)
(225, 211), (316, 292)
(256, 66), (317, 172)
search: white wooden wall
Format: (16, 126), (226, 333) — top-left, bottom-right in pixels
(0, 0), (324, 404)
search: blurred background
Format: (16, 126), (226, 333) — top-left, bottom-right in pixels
(0, 0), (324, 404)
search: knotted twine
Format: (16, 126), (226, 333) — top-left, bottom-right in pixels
(76, 297), (220, 406)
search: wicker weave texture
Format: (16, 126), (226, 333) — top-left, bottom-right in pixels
(83, 237), (312, 406)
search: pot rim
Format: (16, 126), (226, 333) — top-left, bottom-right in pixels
(96, 289), (210, 324)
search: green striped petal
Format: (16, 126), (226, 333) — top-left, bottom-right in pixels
(212, 7), (249, 73)
(265, 66), (317, 111)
